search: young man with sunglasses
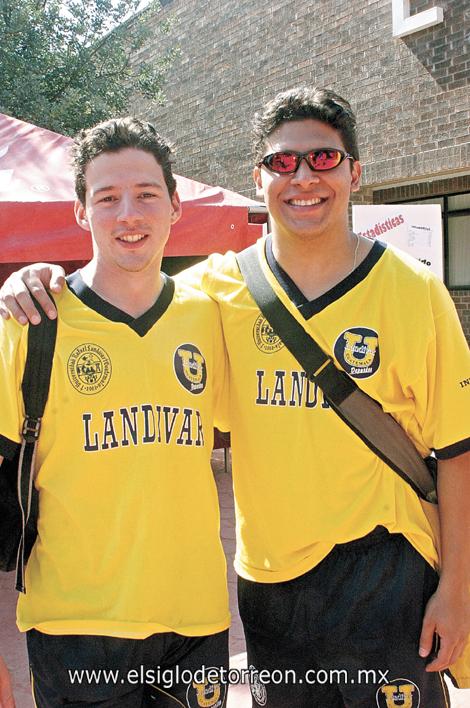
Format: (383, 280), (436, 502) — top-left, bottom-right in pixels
(1, 87), (470, 707)
(0, 117), (230, 707)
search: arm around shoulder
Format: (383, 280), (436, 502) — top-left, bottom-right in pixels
(0, 263), (65, 325)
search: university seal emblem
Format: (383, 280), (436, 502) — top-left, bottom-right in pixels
(67, 343), (112, 395)
(334, 326), (380, 379)
(186, 668), (226, 708)
(174, 343), (207, 394)
(253, 315), (284, 353)
(376, 678), (421, 708)
(249, 665), (267, 706)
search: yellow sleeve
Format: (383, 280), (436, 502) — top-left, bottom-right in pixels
(0, 318), (27, 458)
(175, 272), (230, 431)
(413, 276), (470, 458)
(211, 301), (230, 433)
(176, 258), (211, 293)
(178, 257), (232, 431)
(178, 253), (234, 303)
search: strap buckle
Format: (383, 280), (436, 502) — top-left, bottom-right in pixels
(22, 416), (42, 443)
(308, 358), (333, 381)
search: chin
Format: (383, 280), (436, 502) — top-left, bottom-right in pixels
(285, 224), (327, 241)
(115, 260), (153, 274)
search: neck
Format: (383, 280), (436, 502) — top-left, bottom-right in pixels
(80, 259), (164, 317)
(271, 228), (369, 301)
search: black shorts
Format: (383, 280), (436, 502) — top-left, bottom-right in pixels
(238, 527), (451, 708)
(27, 628), (229, 707)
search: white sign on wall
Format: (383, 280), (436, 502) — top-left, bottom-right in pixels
(352, 204), (444, 280)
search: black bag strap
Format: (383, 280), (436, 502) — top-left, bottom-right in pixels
(16, 300), (57, 592)
(236, 244), (437, 503)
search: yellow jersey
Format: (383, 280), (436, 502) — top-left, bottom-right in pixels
(183, 237), (470, 583)
(0, 272), (230, 638)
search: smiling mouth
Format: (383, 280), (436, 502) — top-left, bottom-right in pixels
(287, 198), (324, 206)
(117, 233), (147, 243)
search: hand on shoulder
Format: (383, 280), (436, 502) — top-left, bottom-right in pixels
(0, 263), (65, 325)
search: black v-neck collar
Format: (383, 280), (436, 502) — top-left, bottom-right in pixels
(265, 235), (386, 319)
(66, 270), (175, 336)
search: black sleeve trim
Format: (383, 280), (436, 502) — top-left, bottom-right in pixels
(435, 437), (470, 460)
(0, 433), (20, 461)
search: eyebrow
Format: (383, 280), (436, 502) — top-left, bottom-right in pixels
(91, 182), (165, 196)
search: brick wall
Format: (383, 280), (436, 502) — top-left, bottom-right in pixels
(130, 0), (470, 338)
(372, 174), (470, 203)
(452, 292), (470, 342)
(134, 0), (469, 194)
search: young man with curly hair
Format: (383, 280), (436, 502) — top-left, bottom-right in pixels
(0, 117), (230, 707)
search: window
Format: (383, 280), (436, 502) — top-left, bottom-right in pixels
(395, 192), (470, 289)
(448, 215), (470, 287)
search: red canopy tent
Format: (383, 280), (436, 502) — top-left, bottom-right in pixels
(0, 113), (265, 282)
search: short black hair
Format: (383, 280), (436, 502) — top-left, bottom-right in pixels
(73, 116), (176, 204)
(253, 86), (359, 163)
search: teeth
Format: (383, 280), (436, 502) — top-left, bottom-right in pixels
(119, 234), (145, 243)
(290, 198), (322, 206)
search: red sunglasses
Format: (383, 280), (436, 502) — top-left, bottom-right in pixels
(259, 148), (354, 174)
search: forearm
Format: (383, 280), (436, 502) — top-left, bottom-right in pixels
(419, 450), (470, 669)
(438, 450), (470, 592)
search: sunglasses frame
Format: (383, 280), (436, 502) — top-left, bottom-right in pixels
(258, 148), (354, 175)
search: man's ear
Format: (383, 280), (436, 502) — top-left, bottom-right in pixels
(350, 161), (362, 193)
(74, 200), (91, 231)
(253, 166), (265, 199)
(170, 191), (182, 225)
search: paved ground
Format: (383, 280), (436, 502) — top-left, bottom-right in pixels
(0, 450), (468, 707)
(214, 452), (252, 707)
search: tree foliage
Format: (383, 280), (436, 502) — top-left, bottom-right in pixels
(0, 0), (179, 135)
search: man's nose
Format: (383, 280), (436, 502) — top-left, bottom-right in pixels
(291, 158), (321, 185)
(116, 194), (143, 222)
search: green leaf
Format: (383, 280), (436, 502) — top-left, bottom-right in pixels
(0, 0), (180, 135)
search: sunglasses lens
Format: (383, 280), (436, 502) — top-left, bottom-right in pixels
(263, 149), (348, 173)
(309, 150), (343, 170)
(267, 152), (299, 173)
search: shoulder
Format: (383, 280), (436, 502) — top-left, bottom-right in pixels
(172, 275), (220, 318)
(0, 313), (28, 356)
(177, 250), (241, 283)
(381, 242), (435, 279)
(379, 243), (454, 315)
(175, 247), (250, 303)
